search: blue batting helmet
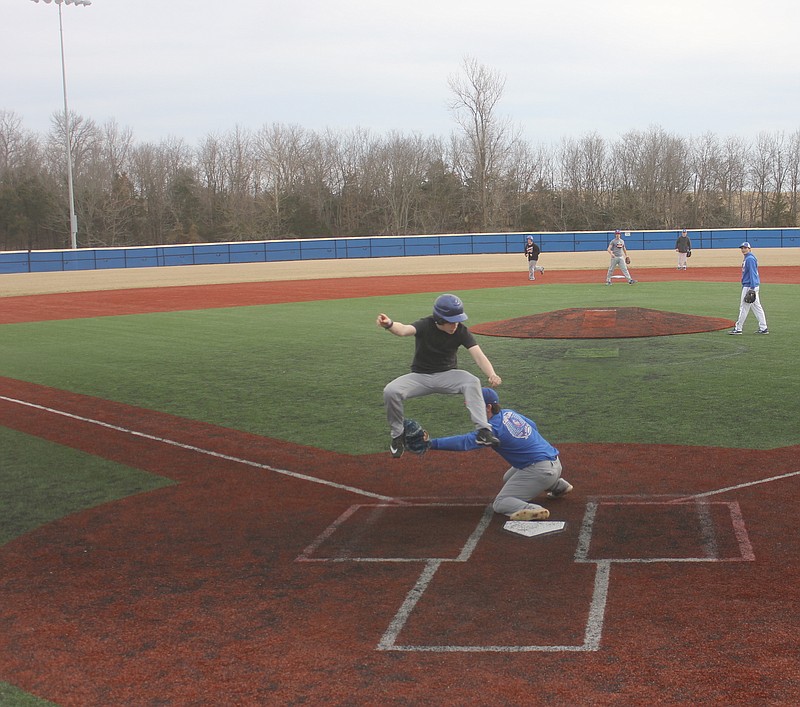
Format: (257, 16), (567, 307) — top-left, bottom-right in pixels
(433, 293), (468, 322)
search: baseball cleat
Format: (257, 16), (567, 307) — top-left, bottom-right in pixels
(509, 507), (550, 521)
(547, 481), (573, 499)
(728, 329), (743, 335)
(628, 279), (637, 284)
(754, 329), (769, 334)
(476, 428), (500, 447)
(390, 434), (405, 458)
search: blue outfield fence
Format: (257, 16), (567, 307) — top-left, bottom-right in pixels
(2, 228), (800, 275)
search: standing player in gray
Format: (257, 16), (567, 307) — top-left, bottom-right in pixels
(605, 230), (637, 285)
(377, 293), (502, 458)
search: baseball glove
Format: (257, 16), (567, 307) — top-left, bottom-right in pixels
(686, 250), (692, 258)
(625, 256), (631, 265)
(403, 418), (430, 455)
(744, 289), (757, 304)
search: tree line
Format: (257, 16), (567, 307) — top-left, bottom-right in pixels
(2, 58), (800, 251)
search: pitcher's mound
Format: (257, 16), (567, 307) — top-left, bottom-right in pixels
(471, 307), (734, 339)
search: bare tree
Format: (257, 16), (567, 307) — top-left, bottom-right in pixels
(561, 132), (611, 229)
(216, 125), (258, 240)
(78, 119), (135, 246)
(448, 56), (514, 231)
(255, 123), (312, 237)
(787, 130), (800, 226)
(370, 131), (436, 235)
(0, 110), (41, 176)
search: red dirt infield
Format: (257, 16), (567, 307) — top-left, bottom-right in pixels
(1, 267), (799, 705)
(471, 307), (735, 338)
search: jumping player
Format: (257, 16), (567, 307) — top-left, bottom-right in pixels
(377, 294), (501, 458)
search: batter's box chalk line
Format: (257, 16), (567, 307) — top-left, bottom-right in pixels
(297, 503), (602, 652)
(574, 498), (756, 564)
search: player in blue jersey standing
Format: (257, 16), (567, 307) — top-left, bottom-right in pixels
(428, 388), (572, 521)
(729, 242), (769, 335)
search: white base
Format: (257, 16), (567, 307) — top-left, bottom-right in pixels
(503, 520), (566, 537)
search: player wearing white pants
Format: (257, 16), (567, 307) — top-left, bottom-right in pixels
(734, 285), (768, 332)
(730, 242), (768, 335)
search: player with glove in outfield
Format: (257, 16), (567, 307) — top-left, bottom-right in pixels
(377, 294), (501, 459)
(426, 388), (572, 522)
(729, 242), (768, 335)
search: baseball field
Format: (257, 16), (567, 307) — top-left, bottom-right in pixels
(1, 247), (799, 705)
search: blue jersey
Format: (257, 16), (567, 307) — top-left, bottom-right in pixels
(430, 408), (559, 469)
(741, 252), (760, 288)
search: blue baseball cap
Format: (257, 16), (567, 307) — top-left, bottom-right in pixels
(739, 242), (751, 249)
(482, 388), (499, 405)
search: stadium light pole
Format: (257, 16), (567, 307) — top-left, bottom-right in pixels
(30, 0), (92, 250)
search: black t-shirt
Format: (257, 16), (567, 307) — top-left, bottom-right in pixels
(410, 316), (477, 373)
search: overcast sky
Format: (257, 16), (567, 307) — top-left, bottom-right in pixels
(4, 0), (800, 147)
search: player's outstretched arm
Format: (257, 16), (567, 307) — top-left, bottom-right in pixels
(376, 313), (416, 336)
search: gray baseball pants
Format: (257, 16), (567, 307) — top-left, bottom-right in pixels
(606, 256), (633, 282)
(384, 369), (489, 439)
(493, 457), (566, 516)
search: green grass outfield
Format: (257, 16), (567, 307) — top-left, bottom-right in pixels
(1, 280), (798, 538)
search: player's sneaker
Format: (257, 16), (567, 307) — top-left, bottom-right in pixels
(628, 279), (637, 284)
(390, 434), (405, 458)
(755, 328), (769, 334)
(605, 281), (611, 286)
(728, 329), (743, 335)
(476, 428), (500, 447)
(547, 481), (573, 499)
(509, 507), (550, 521)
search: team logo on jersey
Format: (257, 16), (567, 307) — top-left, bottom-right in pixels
(502, 410), (531, 439)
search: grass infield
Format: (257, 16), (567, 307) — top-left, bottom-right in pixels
(1, 281), (797, 459)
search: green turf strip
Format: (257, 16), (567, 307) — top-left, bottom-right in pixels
(0, 426), (173, 546)
(0, 682), (57, 706)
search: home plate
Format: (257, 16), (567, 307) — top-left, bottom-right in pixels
(503, 520), (566, 537)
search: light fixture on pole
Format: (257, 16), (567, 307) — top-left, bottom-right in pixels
(30, 0), (92, 250)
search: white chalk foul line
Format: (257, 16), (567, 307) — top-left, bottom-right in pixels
(671, 469), (800, 503)
(0, 395), (397, 503)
